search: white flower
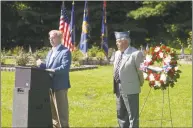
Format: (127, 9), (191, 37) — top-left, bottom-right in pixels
(155, 81), (161, 87)
(175, 66), (178, 71)
(146, 55), (152, 62)
(167, 55), (172, 60)
(143, 72), (148, 79)
(154, 47), (160, 52)
(160, 73), (167, 83)
(159, 52), (164, 58)
(149, 74), (155, 81)
(164, 56), (171, 64)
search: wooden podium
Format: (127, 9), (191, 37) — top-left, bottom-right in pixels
(12, 66), (53, 127)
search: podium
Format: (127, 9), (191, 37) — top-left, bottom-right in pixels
(12, 66), (53, 127)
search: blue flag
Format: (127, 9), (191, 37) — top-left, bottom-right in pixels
(101, 1), (108, 56)
(70, 1), (75, 49)
(79, 1), (89, 54)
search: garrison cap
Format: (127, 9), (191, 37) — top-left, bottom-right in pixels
(114, 31), (130, 40)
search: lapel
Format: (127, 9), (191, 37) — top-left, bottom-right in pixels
(120, 47), (133, 70)
(48, 45), (63, 67)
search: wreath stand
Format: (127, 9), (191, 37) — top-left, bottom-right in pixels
(139, 87), (173, 128)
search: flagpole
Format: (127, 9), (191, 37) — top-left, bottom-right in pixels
(62, 1), (64, 7)
(72, 1), (75, 47)
(101, 0), (108, 60)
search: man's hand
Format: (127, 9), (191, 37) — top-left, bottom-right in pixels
(46, 69), (55, 72)
(36, 59), (43, 67)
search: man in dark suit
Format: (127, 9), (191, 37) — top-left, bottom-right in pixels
(36, 30), (71, 128)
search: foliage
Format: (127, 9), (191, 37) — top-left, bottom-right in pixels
(72, 49), (84, 62)
(127, 1), (191, 47)
(12, 46), (24, 55)
(1, 1), (192, 49)
(1, 49), (6, 64)
(28, 47), (50, 65)
(30, 52), (40, 66)
(6, 50), (13, 56)
(173, 48), (191, 55)
(128, 2), (177, 19)
(96, 50), (105, 60)
(15, 49), (30, 66)
(34, 47), (50, 59)
(71, 61), (81, 68)
(87, 45), (101, 57)
(107, 48), (116, 59)
(1, 57), (6, 65)
(187, 31), (192, 53)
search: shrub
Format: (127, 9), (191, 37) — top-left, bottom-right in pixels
(1, 49), (6, 64)
(6, 49), (12, 56)
(28, 47), (50, 66)
(15, 49), (30, 66)
(34, 47), (50, 59)
(72, 49), (84, 61)
(71, 61), (81, 68)
(12, 46), (24, 56)
(30, 52), (40, 66)
(187, 31), (192, 54)
(88, 46), (100, 57)
(1, 56), (5, 65)
(96, 50), (105, 60)
(108, 48), (116, 59)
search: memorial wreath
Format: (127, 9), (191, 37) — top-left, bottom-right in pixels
(140, 45), (181, 90)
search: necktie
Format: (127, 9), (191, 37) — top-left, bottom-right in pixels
(114, 52), (123, 83)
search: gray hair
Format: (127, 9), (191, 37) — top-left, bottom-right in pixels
(49, 30), (62, 38)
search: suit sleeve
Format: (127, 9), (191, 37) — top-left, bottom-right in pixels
(135, 51), (144, 86)
(54, 50), (72, 74)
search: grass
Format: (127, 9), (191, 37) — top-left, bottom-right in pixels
(4, 58), (16, 65)
(1, 64), (192, 127)
(173, 48), (192, 55)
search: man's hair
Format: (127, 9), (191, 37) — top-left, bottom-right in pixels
(48, 30), (62, 38)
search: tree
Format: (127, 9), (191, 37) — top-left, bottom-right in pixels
(127, 1), (192, 48)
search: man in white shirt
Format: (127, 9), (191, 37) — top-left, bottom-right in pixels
(37, 30), (71, 128)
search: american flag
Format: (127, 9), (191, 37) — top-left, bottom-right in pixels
(59, 2), (74, 51)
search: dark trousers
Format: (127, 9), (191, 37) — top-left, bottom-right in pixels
(115, 84), (139, 128)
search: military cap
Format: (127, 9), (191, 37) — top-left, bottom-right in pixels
(114, 31), (130, 40)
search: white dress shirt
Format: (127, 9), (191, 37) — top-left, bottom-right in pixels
(48, 44), (62, 66)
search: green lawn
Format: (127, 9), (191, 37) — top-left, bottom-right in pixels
(174, 48), (192, 55)
(1, 64), (192, 127)
(4, 58), (15, 65)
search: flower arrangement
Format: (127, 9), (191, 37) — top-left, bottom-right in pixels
(140, 45), (181, 90)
